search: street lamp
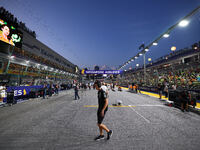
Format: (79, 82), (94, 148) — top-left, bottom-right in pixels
(118, 6), (200, 71)
(178, 20), (189, 27)
(163, 33), (170, 38)
(153, 42), (158, 46)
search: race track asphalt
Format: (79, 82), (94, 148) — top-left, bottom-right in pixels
(0, 88), (200, 150)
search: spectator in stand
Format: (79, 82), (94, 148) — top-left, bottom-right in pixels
(172, 84), (177, 90)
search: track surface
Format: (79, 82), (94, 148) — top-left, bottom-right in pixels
(0, 89), (200, 150)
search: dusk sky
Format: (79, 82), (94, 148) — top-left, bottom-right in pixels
(1, 0), (200, 70)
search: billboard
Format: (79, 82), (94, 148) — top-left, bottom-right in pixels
(0, 19), (22, 48)
(82, 70), (123, 74)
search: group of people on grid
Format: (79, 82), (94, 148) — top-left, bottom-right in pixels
(42, 83), (60, 99)
(157, 80), (191, 112)
(72, 82), (117, 100)
(72, 82), (94, 100)
(129, 83), (140, 93)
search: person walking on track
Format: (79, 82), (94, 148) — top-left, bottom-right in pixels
(94, 80), (112, 141)
(74, 84), (80, 100)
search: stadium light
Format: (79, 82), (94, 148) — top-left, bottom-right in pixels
(136, 64), (139, 67)
(139, 53), (143, 56)
(192, 43), (198, 50)
(178, 20), (189, 27)
(118, 6), (200, 70)
(131, 59), (134, 61)
(153, 42), (158, 46)
(145, 48), (149, 52)
(163, 33), (170, 38)
(148, 58), (152, 62)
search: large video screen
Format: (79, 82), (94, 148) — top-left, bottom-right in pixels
(0, 19), (22, 48)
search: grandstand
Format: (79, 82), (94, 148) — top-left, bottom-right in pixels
(0, 7), (79, 86)
(118, 42), (200, 88)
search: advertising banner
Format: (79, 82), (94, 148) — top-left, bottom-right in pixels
(2, 85), (43, 103)
(83, 70), (123, 74)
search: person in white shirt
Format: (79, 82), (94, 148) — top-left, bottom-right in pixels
(101, 83), (108, 96)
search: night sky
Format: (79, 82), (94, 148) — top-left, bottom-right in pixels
(1, 0), (200, 70)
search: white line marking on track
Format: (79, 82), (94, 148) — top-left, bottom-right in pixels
(135, 104), (165, 107)
(129, 106), (151, 123)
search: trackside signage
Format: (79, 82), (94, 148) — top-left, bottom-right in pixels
(84, 70), (122, 74)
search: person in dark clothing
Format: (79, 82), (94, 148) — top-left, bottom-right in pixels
(112, 83), (115, 91)
(48, 84), (53, 97)
(88, 83), (91, 90)
(163, 85), (168, 98)
(179, 90), (190, 112)
(138, 83), (141, 93)
(55, 84), (59, 95)
(135, 84), (138, 93)
(74, 84), (80, 100)
(94, 80), (112, 141)
(157, 83), (162, 99)
(43, 83), (47, 99)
